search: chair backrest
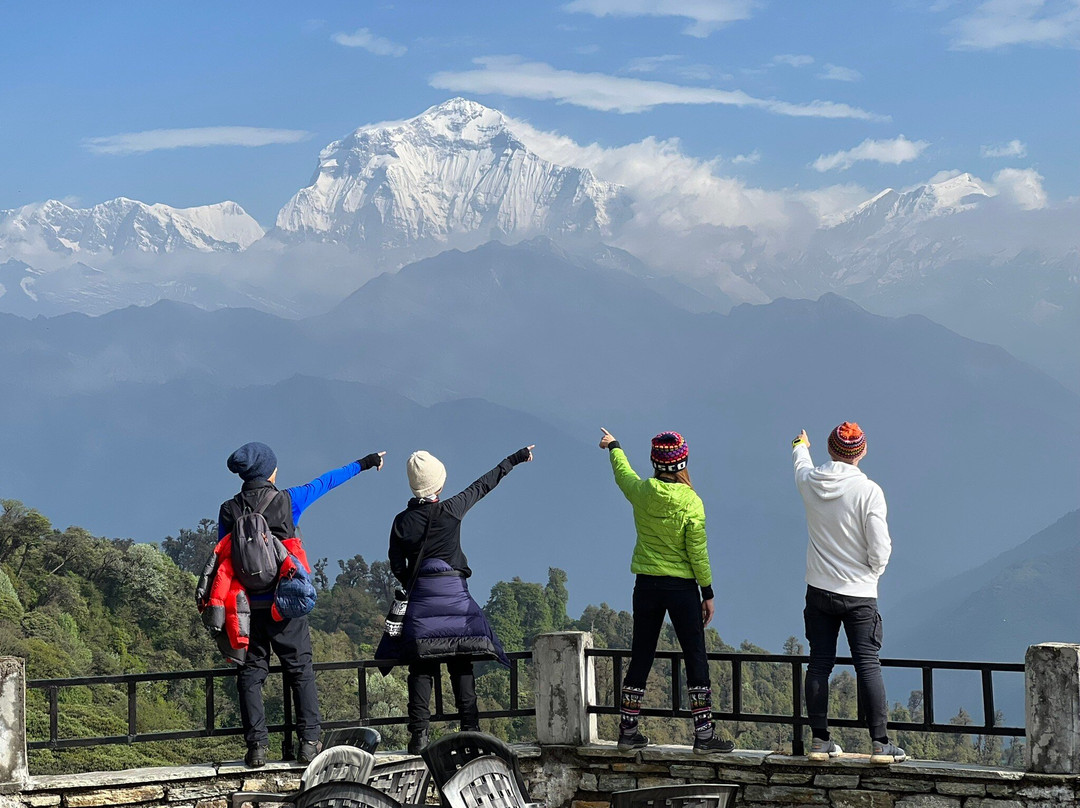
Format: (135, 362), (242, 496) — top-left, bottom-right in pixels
(323, 726), (382, 754)
(296, 780), (404, 808)
(301, 745), (378, 792)
(421, 731), (529, 800)
(437, 756), (528, 808)
(368, 757), (433, 805)
(610, 784), (740, 808)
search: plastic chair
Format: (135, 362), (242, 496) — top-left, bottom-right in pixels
(436, 756), (529, 808)
(420, 731), (530, 804)
(232, 746), (378, 807)
(297, 781), (404, 808)
(610, 784), (740, 808)
(368, 756), (433, 805)
(323, 726), (383, 754)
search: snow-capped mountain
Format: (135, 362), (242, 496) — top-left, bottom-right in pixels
(833, 173), (994, 237)
(0, 198), (264, 256)
(273, 98), (630, 250)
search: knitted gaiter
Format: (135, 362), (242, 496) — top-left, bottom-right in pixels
(620, 685), (646, 734)
(689, 685), (715, 740)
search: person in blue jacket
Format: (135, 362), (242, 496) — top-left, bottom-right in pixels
(218, 441), (385, 768)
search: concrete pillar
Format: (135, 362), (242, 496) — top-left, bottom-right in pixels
(1026, 642), (1080, 774)
(533, 631), (597, 746)
(0, 657), (28, 789)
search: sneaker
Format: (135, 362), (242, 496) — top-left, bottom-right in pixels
(617, 730), (650, 752)
(407, 729), (429, 755)
(460, 723), (481, 733)
(245, 743), (269, 768)
(807, 738), (844, 761)
(870, 741), (907, 764)
(297, 739), (322, 765)
(693, 735), (735, 754)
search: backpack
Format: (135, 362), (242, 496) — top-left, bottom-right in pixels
(231, 489), (289, 593)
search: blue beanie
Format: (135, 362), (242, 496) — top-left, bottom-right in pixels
(227, 442), (278, 481)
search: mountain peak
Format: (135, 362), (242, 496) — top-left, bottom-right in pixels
(274, 98), (630, 251)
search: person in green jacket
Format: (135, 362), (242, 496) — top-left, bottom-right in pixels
(599, 428), (733, 754)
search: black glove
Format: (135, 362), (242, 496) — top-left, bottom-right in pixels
(358, 453), (383, 471)
(508, 447), (532, 466)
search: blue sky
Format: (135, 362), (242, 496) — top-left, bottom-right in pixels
(2, 1), (1077, 225)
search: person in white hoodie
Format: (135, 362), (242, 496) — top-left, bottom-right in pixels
(792, 422), (906, 764)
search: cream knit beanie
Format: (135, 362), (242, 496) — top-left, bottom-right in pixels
(407, 450), (447, 499)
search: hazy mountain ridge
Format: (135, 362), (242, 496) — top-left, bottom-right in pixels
(1, 239), (1076, 646)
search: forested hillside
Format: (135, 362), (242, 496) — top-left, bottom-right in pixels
(0, 500), (1020, 774)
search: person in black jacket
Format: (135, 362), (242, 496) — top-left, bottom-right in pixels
(217, 441), (384, 768)
(376, 446), (534, 754)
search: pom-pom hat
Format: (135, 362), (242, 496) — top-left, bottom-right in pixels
(828, 422), (867, 460)
(651, 432), (689, 473)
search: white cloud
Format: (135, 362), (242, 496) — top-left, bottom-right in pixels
(430, 56), (886, 119)
(993, 167), (1048, 208)
(981, 139), (1028, 158)
(812, 135), (929, 172)
(563, 0), (758, 36)
(625, 54), (682, 73)
(950, 0), (1080, 49)
(331, 27), (407, 56)
(818, 63), (862, 81)
(83, 127), (313, 155)
(731, 150), (761, 165)
(773, 54), (814, 67)
(576, 44), (602, 54)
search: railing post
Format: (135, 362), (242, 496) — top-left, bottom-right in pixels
(1026, 642), (1080, 773)
(0, 657), (29, 789)
(533, 631), (597, 745)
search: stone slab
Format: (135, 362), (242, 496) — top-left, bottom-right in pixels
(27, 765), (219, 791)
(65, 785), (166, 807)
(639, 746), (771, 766)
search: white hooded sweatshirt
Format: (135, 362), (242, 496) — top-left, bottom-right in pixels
(793, 443), (892, 598)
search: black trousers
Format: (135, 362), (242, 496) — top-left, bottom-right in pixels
(803, 585), (888, 742)
(238, 612), (321, 746)
(624, 575), (710, 688)
(407, 658), (477, 734)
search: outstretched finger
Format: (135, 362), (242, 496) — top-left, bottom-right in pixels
(600, 427), (613, 437)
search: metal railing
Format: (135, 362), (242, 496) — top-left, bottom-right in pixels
(26, 652), (533, 759)
(586, 649), (1024, 756)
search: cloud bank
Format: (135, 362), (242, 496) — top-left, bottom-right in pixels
(812, 135), (929, 172)
(331, 27), (407, 56)
(83, 127), (313, 155)
(563, 0), (758, 36)
(431, 56), (886, 119)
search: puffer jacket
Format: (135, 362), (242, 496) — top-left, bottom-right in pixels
(196, 535), (312, 664)
(608, 447), (712, 587)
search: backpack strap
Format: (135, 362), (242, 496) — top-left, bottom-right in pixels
(241, 487), (280, 516)
(405, 505), (438, 596)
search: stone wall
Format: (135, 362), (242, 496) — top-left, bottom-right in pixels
(2, 744), (1078, 808)
(516, 744), (1080, 808)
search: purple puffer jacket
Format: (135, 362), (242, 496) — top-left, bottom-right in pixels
(376, 558), (509, 669)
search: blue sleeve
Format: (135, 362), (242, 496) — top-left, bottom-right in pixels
(286, 461), (363, 524)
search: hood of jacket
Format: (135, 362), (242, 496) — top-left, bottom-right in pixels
(805, 460), (867, 501)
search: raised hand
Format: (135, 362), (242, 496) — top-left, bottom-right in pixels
(599, 427), (617, 449)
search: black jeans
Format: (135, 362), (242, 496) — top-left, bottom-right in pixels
(803, 585), (888, 741)
(238, 612), (321, 746)
(407, 658), (477, 734)
(625, 575), (710, 688)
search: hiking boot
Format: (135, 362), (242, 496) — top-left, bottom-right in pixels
(870, 741), (907, 764)
(297, 739), (322, 765)
(407, 729), (429, 755)
(807, 738), (844, 761)
(460, 723), (481, 733)
(617, 730), (650, 752)
(693, 734), (735, 754)
(245, 743), (269, 768)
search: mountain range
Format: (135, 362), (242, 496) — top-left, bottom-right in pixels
(0, 238), (1076, 652)
(0, 98), (1074, 394)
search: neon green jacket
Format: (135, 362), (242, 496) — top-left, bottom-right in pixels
(608, 447), (712, 587)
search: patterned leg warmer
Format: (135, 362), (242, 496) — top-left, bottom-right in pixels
(620, 685), (646, 734)
(689, 685), (715, 740)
